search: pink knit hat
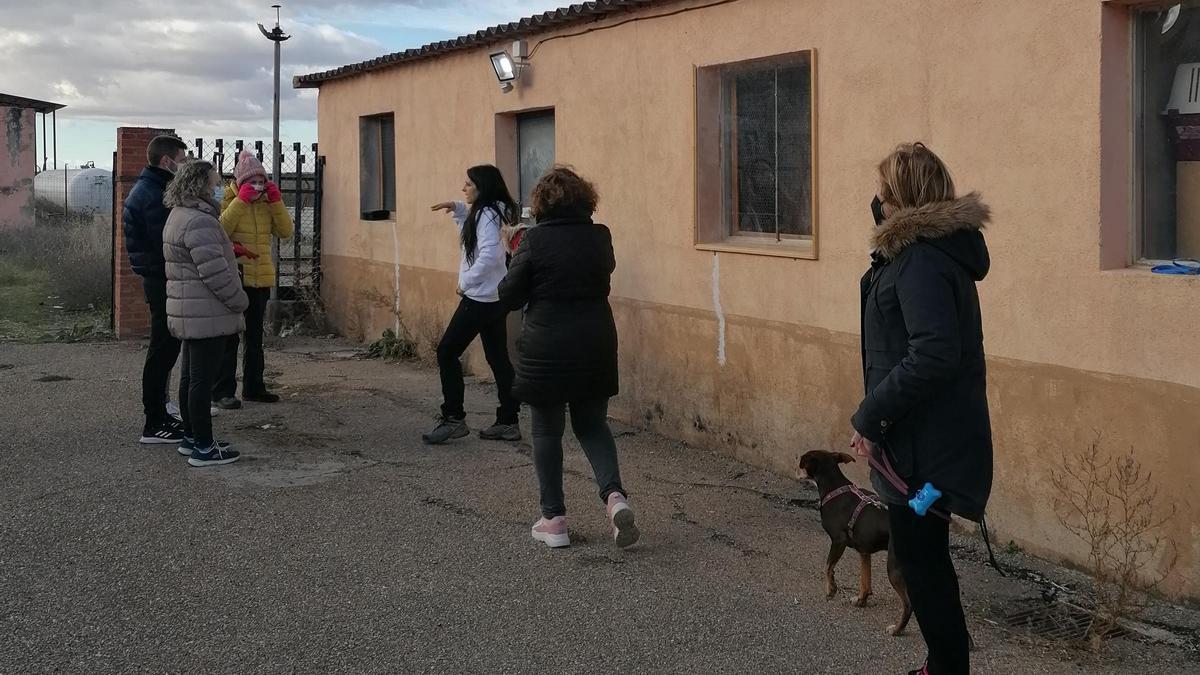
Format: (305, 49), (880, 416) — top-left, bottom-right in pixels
(234, 150), (268, 186)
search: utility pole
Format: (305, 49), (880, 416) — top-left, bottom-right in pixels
(259, 3), (291, 332)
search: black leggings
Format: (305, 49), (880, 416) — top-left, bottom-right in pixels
(889, 506), (971, 675)
(180, 336), (226, 447)
(436, 297), (518, 424)
(530, 397), (625, 519)
(214, 287), (270, 398)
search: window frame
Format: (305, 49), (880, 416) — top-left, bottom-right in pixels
(1130, 1), (1200, 265)
(359, 112), (396, 217)
(694, 49), (818, 260)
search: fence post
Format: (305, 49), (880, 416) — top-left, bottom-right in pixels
(293, 142), (303, 265)
(254, 140), (264, 163)
(216, 138), (225, 174)
(312, 145), (323, 294)
(110, 150), (117, 330)
(114, 127), (174, 340)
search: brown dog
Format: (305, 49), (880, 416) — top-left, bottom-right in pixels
(798, 450), (912, 636)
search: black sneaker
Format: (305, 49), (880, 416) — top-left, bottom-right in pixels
(187, 443), (241, 467)
(215, 397), (242, 410)
(244, 391), (280, 403)
(478, 423), (521, 441)
(422, 416), (469, 445)
(177, 437), (232, 457)
(140, 421), (184, 445)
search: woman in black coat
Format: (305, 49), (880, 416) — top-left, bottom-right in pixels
(498, 166), (638, 550)
(850, 143), (992, 675)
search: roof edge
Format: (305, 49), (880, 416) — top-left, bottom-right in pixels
(293, 0), (671, 89)
(0, 93), (67, 113)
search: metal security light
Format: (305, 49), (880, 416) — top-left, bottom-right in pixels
(490, 40), (529, 93)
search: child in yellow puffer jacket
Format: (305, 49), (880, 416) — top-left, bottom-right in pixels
(212, 150), (293, 407)
(219, 151), (293, 286)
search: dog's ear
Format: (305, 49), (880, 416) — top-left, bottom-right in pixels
(797, 454), (813, 479)
(837, 452), (856, 464)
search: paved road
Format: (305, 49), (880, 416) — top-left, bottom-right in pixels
(0, 340), (1191, 673)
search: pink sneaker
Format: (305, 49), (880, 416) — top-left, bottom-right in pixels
(606, 492), (640, 548)
(531, 516), (570, 548)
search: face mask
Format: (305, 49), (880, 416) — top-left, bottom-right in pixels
(213, 186), (225, 202)
(871, 195), (886, 226)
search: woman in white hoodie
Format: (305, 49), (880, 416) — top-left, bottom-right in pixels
(425, 165), (520, 444)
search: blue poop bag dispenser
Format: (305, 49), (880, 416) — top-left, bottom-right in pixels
(909, 483), (942, 516)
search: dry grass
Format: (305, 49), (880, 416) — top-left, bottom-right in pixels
(0, 216), (111, 311)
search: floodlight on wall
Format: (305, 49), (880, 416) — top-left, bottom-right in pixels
(490, 40), (529, 93)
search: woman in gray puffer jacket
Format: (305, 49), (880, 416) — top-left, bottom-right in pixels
(162, 160), (248, 467)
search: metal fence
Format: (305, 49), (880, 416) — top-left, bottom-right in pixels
(191, 138), (324, 305)
(32, 162), (114, 226)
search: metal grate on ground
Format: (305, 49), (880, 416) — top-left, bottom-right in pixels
(1001, 598), (1129, 643)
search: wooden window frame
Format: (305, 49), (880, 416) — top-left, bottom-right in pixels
(694, 49), (818, 260)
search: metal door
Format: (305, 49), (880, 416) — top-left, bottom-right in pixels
(517, 111), (555, 214)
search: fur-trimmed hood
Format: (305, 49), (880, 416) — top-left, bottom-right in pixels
(871, 192), (991, 280)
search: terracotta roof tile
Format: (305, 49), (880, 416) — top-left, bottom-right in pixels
(293, 0), (670, 88)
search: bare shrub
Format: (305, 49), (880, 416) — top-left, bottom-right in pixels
(1050, 434), (1178, 650)
(278, 274), (331, 338)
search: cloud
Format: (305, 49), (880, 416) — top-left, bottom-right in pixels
(2, 0), (565, 150)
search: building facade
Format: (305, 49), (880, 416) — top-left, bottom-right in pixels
(298, 0), (1200, 597)
(0, 94), (64, 231)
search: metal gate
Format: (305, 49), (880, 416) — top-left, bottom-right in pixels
(191, 138), (323, 312)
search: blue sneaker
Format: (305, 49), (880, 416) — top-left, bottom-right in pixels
(187, 442), (240, 467)
(177, 437), (232, 457)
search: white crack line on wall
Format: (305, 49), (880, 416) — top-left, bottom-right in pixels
(391, 221), (401, 335)
(712, 252), (726, 367)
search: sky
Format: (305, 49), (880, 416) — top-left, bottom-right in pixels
(0, 0), (569, 170)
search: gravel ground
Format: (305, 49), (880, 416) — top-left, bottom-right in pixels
(1, 338), (1196, 674)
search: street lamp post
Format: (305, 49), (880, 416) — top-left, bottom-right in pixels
(259, 3), (291, 332)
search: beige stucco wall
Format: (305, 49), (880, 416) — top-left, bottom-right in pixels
(311, 0), (1199, 597)
(1, 106), (36, 230)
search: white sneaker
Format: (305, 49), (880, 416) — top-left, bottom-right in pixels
(531, 516), (570, 548)
(165, 400), (220, 419)
(606, 493), (640, 549)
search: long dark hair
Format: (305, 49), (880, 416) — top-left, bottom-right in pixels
(462, 165), (517, 265)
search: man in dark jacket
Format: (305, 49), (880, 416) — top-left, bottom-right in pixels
(123, 134), (188, 444)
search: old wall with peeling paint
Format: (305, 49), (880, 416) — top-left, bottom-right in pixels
(310, 0), (1200, 597)
(0, 106), (36, 231)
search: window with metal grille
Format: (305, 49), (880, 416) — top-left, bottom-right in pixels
(725, 60), (812, 238)
(359, 113), (395, 215)
(696, 51), (816, 257)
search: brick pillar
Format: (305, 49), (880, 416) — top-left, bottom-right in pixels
(113, 127), (173, 340)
